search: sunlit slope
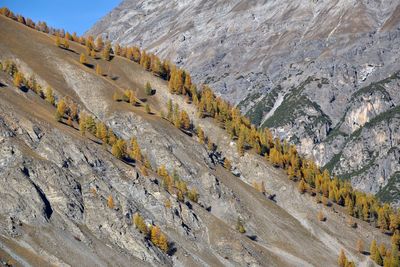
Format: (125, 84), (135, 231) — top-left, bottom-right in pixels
(0, 15), (392, 266)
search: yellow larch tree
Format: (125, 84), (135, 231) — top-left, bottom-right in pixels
(79, 53), (87, 65)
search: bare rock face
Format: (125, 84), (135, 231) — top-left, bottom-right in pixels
(88, 0), (400, 204)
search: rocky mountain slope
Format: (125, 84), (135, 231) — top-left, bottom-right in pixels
(0, 13), (393, 266)
(88, 0), (400, 205)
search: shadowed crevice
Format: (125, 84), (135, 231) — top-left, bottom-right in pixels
(21, 166), (53, 220)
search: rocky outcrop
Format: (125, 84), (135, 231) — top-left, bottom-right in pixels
(88, 0), (400, 203)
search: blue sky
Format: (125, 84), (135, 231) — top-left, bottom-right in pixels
(2, 0), (121, 35)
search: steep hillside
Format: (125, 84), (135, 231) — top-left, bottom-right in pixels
(88, 0), (400, 204)
(0, 11), (397, 267)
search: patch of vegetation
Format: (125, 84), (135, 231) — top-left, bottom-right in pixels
(345, 105), (400, 145)
(352, 71), (399, 100)
(262, 77), (331, 129)
(304, 101), (332, 136)
(347, 126), (363, 144)
(336, 154), (377, 180)
(238, 91), (262, 110)
(246, 98), (268, 126)
(323, 152), (343, 174)
(376, 171), (400, 203)
(323, 104), (400, 176)
(323, 127), (347, 143)
(245, 87), (280, 125)
(329, 71), (400, 145)
(363, 105), (400, 129)
(352, 83), (391, 102)
(322, 73), (400, 172)
(289, 134), (300, 144)
(321, 77), (329, 84)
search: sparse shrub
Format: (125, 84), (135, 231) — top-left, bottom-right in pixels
(114, 43), (121, 55)
(224, 158), (232, 170)
(375, 249), (383, 266)
(129, 137), (142, 162)
(123, 90), (137, 104)
(111, 139), (126, 159)
(298, 179), (307, 194)
(371, 239), (378, 261)
(315, 194), (322, 204)
(133, 213), (149, 235)
(55, 111), (62, 122)
(79, 53), (87, 65)
(64, 39), (69, 49)
(69, 102), (78, 120)
(95, 122), (108, 144)
(45, 87), (55, 105)
(113, 92), (120, 101)
(347, 217), (357, 228)
(197, 126), (205, 144)
(164, 199), (172, 209)
(177, 190), (185, 202)
(318, 210), (326, 222)
(322, 196), (330, 206)
(237, 134), (245, 156)
(145, 103), (151, 114)
(392, 230), (400, 248)
(253, 181), (266, 194)
(179, 110), (190, 130)
(96, 64), (102, 75)
(55, 35), (61, 47)
(108, 129), (117, 145)
(356, 239), (364, 253)
(158, 232), (169, 253)
(150, 226), (169, 253)
(84, 115), (96, 135)
(107, 195), (114, 209)
(379, 243), (386, 257)
(90, 49), (96, 58)
(167, 99), (173, 121)
(207, 139), (215, 151)
(102, 43), (111, 61)
(13, 71), (23, 88)
(95, 36), (104, 51)
(67, 116), (73, 127)
(144, 157), (152, 170)
(145, 81), (152, 96)
(57, 99), (67, 117)
(187, 188), (199, 203)
(79, 116), (86, 135)
(140, 165), (148, 176)
(338, 249), (347, 267)
(157, 165), (168, 178)
(90, 187), (97, 196)
(236, 217), (246, 234)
